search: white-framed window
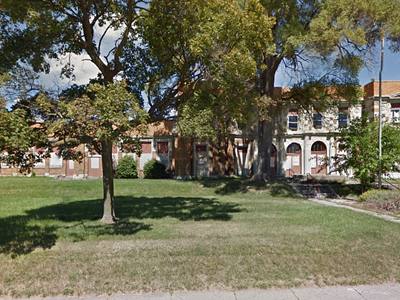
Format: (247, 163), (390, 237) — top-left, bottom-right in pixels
(391, 104), (400, 123)
(338, 108), (348, 128)
(288, 109), (298, 131)
(33, 147), (45, 169)
(391, 109), (400, 123)
(50, 152), (62, 168)
(313, 113), (323, 128)
(0, 152), (11, 169)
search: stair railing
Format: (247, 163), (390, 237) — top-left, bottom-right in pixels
(306, 173), (320, 198)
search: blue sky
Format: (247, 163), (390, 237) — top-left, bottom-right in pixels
(359, 51), (400, 86)
(40, 48), (400, 91)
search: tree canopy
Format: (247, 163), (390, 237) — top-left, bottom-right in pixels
(0, 0), (275, 221)
(123, 0), (274, 135)
(254, 0), (400, 179)
(329, 118), (400, 192)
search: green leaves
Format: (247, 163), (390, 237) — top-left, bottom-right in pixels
(0, 100), (48, 172)
(40, 82), (148, 145)
(330, 118), (400, 191)
(130, 0), (273, 135)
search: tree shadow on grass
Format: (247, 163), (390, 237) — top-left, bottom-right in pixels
(23, 196), (241, 222)
(0, 216), (57, 258)
(0, 196), (241, 257)
(200, 178), (300, 197)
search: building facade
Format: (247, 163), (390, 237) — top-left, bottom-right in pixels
(1, 81), (400, 179)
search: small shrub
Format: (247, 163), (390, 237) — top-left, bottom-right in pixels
(359, 189), (400, 212)
(115, 155), (138, 179)
(143, 159), (169, 179)
(359, 189), (400, 202)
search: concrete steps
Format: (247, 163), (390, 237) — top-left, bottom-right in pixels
(290, 182), (337, 199)
(274, 175), (338, 199)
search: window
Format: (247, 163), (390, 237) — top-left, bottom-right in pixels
(288, 109), (298, 130)
(391, 104), (400, 123)
(338, 107), (348, 128)
(141, 142), (152, 154)
(311, 141), (326, 152)
(313, 113), (322, 128)
(0, 152), (10, 169)
(50, 152), (62, 168)
(392, 109), (400, 123)
(286, 143), (300, 153)
(157, 141), (169, 154)
(196, 145), (207, 152)
(237, 145), (248, 154)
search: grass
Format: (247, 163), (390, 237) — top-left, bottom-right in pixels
(1, 177), (400, 297)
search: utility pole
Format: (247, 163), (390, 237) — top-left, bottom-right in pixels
(378, 37), (384, 190)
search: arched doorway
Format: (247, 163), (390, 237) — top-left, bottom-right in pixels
(311, 141), (327, 175)
(285, 143), (301, 177)
(270, 144), (277, 175)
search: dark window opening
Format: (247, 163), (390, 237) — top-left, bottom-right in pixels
(311, 142), (326, 152)
(313, 113), (323, 128)
(287, 143), (301, 153)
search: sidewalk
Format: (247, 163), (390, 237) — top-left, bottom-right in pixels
(310, 198), (400, 224)
(3, 284), (399, 300)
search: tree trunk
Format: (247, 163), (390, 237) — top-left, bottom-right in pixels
(257, 119), (274, 180)
(256, 55), (281, 180)
(101, 139), (116, 223)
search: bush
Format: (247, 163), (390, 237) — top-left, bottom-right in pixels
(359, 189), (400, 202)
(359, 189), (400, 212)
(115, 155), (138, 179)
(143, 159), (169, 179)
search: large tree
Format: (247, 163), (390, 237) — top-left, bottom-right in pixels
(123, 0), (274, 131)
(255, 0), (400, 179)
(0, 0), (275, 221)
(0, 0), (152, 222)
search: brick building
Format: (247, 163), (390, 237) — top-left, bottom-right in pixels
(1, 80), (400, 179)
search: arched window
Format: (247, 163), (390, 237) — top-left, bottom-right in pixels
(286, 143), (301, 153)
(271, 144), (277, 154)
(311, 142), (326, 152)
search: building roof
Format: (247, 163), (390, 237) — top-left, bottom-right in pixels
(364, 81), (400, 98)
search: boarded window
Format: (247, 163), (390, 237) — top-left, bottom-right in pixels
(141, 142), (152, 153)
(50, 152), (62, 168)
(157, 142), (169, 154)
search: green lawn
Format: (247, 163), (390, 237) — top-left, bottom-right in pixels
(1, 177), (400, 297)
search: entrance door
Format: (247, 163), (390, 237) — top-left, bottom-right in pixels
(236, 145), (250, 176)
(195, 144), (209, 177)
(88, 155), (102, 177)
(66, 160), (74, 177)
(157, 141), (170, 168)
(285, 143), (301, 177)
(311, 141), (327, 175)
(139, 142), (152, 171)
(270, 145), (277, 175)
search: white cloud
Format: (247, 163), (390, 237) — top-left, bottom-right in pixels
(39, 53), (99, 90)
